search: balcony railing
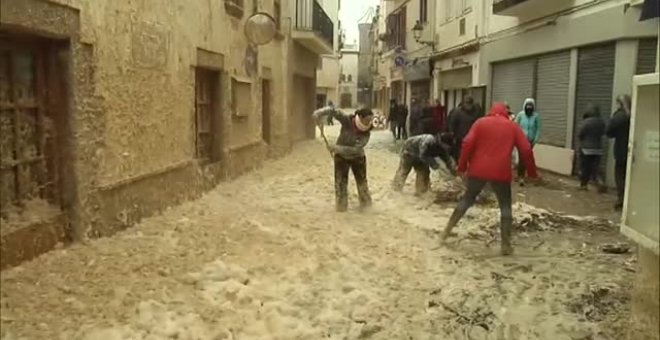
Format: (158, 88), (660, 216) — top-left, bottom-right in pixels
(295, 0), (334, 48)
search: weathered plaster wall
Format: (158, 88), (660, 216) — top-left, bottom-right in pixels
(1, 0), (318, 245)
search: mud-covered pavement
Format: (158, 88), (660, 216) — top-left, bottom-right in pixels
(0, 126), (635, 340)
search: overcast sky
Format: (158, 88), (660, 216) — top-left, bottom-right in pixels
(339, 0), (379, 46)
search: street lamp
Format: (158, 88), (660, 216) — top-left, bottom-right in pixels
(412, 20), (435, 51)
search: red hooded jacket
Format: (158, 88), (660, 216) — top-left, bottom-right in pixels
(457, 103), (538, 182)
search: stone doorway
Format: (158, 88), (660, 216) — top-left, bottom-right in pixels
(0, 31), (73, 269)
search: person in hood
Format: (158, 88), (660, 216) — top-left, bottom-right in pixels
(392, 134), (457, 196)
(514, 98), (542, 183)
(447, 96), (480, 161)
(313, 106), (375, 212)
(441, 103), (539, 256)
(606, 94), (631, 211)
(578, 104), (606, 191)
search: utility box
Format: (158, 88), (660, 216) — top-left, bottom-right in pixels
(621, 72), (660, 255)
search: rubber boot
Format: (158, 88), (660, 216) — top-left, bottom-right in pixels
(441, 211), (462, 243)
(500, 217), (514, 256)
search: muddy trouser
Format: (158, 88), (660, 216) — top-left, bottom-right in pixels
(614, 158), (627, 206)
(451, 139), (462, 162)
(516, 142), (535, 178)
(392, 154), (430, 195)
(579, 152), (601, 187)
(447, 178), (513, 247)
(395, 124), (406, 140)
(334, 154), (372, 211)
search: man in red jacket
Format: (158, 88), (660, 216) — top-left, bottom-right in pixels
(441, 102), (539, 255)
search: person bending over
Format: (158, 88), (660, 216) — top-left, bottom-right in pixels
(392, 133), (456, 196)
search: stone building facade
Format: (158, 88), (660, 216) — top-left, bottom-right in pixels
(0, 0), (333, 268)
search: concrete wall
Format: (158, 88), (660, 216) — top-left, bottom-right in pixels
(0, 0), (319, 243)
(479, 2), (658, 83)
(317, 55), (340, 94)
(340, 50), (359, 85)
(629, 248), (660, 340)
(435, 0), (483, 52)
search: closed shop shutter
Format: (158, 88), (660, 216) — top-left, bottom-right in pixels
(535, 51), (571, 147)
(636, 38), (658, 75)
(574, 43), (616, 176)
(491, 58), (535, 112)
(441, 67), (472, 90)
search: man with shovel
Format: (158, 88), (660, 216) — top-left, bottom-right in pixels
(313, 106), (376, 212)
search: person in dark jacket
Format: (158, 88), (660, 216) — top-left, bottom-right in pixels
(447, 96), (480, 161)
(606, 94), (631, 210)
(578, 104), (606, 190)
(432, 99), (447, 133)
(441, 103), (539, 256)
(392, 134), (457, 195)
(313, 106), (375, 212)
(388, 99), (399, 140)
(326, 100), (335, 125)
(394, 103), (408, 140)
(418, 99), (437, 135)
(408, 99), (425, 137)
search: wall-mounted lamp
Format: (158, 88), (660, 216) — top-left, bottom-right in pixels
(412, 20), (435, 51)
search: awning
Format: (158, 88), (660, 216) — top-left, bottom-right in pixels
(640, 0), (659, 21)
(403, 59), (431, 82)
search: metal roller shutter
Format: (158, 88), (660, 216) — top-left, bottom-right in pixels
(491, 58), (535, 111)
(574, 43), (616, 176)
(535, 51), (571, 147)
(636, 38), (658, 75)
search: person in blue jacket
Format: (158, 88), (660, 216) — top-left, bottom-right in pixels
(514, 98), (541, 183)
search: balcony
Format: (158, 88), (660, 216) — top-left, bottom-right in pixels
(293, 0), (334, 55)
(493, 0), (575, 16)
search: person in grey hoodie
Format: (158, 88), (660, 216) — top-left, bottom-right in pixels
(392, 133), (457, 195)
(313, 106), (375, 212)
(578, 104), (606, 190)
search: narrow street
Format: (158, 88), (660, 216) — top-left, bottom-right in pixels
(1, 126), (635, 340)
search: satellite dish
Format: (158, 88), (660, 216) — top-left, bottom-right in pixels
(244, 12), (277, 45)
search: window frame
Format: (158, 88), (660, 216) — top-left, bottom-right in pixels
(419, 0), (428, 24)
(194, 67), (220, 162)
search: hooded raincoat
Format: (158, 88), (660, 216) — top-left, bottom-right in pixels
(458, 103), (538, 182)
(514, 98), (541, 145)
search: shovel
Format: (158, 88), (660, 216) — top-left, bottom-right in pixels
(317, 123), (334, 158)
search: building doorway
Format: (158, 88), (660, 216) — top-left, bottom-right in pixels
(316, 93), (327, 109)
(340, 93), (352, 108)
(261, 79), (272, 144)
(0, 32), (73, 268)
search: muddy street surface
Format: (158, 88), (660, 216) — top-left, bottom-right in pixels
(1, 126), (635, 340)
